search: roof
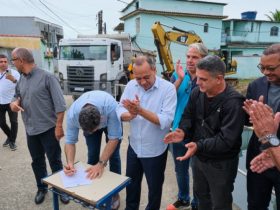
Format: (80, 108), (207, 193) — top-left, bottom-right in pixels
(0, 34), (41, 38)
(223, 18), (280, 23)
(121, 0), (227, 12)
(120, 8), (227, 20)
(0, 16), (63, 30)
(113, 23), (124, 31)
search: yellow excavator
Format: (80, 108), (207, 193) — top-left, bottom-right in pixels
(151, 22), (238, 84)
(151, 21), (202, 80)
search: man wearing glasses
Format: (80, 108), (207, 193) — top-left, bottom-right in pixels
(10, 48), (69, 205)
(244, 44), (280, 210)
(0, 54), (20, 151)
(117, 55), (177, 210)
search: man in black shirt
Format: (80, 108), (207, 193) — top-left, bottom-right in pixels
(164, 55), (245, 210)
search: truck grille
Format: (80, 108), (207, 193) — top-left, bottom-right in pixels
(67, 66), (94, 92)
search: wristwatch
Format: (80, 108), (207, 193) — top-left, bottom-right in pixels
(259, 134), (280, 150)
(98, 160), (107, 167)
(13, 79), (17, 84)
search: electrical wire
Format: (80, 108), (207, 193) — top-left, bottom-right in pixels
(117, 0), (276, 34)
(25, 0), (58, 23)
(43, 0), (96, 18)
(38, 0), (81, 34)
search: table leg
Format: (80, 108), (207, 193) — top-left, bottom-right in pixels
(53, 189), (59, 210)
(104, 197), (111, 210)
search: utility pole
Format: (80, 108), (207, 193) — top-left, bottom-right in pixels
(103, 22), (107, 34)
(97, 10), (103, 34)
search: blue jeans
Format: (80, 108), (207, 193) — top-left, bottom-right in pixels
(27, 127), (63, 190)
(84, 128), (121, 174)
(170, 142), (198, 207)
(125, 145), (168, 210)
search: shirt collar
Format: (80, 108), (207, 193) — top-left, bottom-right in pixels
(134, 75), (160, 91)
(23, 67), (35, 77)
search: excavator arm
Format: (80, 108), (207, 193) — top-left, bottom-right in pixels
(151, 21), (202, 79)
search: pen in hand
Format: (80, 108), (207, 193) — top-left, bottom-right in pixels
(63, 164), (77, 176)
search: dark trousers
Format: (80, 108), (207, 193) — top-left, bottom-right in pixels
(125, 145), (168, 210)
(84, 127), (121, 174)
(0, 103), (18, 143)
(192, 156), (239, 210)
(27, 127), (63, 190)
(170, 142), (198, 207)
(247, 168), (280, 210)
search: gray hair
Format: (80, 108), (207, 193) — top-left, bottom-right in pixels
(134, 55), (156, 70)
(12, 48), (34, 64)
(263, 44), (280, 58)
(188, 43), (208, 57)
(79, 104), (101, 133)
(196, 55), (226, 76)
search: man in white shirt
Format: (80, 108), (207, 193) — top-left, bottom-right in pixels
(116, 55), (177, 210)
(0, 54), (20, 150)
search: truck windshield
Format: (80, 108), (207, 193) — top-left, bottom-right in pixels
(59, 45), (107, 60)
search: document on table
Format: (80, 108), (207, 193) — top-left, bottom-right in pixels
(60, 163), (93, 188)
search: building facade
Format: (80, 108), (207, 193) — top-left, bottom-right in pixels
(120, 0), (227, 73)
(119, 1), (280, 79)
(0, 16), (63, 73)
(222, 19), (280, 78)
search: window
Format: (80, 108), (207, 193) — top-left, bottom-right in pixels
(270, 26), (279, 36)
(135, 17), (140, 34)
(59, 45), (107, 60)
(225, 27), (230, 35)
(204, 23), (209, 33)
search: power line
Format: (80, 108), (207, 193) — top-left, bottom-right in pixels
(116, 0), (275, 34)
(38, 0), (80, 34)
(43, 0), (96, 18)
(25, 0), (58, 23)
(116, 0), (130, 5)
(164, 16), (274, 34)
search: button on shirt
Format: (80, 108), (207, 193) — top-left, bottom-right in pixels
(15, 68), (66, 135)
(116, 76), (177, 158)
(0, 69), (20, 104)
(65, 90), (122, 144)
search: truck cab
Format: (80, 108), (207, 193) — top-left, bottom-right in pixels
(58, 38), (125, 98)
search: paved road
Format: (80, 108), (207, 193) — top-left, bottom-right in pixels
(0, 96), (240, 210)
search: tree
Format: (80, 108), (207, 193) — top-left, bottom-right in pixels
(266, 9), (280, 22)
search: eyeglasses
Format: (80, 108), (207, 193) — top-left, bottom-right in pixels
(10, 58), (18, 62)
(257, 63), (280, 72)
(135, 74), (152, 82)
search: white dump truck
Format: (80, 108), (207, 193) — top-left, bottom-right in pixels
(57, 34), (155, 100)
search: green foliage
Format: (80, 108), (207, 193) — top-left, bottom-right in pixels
(266, 9), (280, 22)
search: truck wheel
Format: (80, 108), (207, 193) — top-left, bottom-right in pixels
(116, 77), (128, 101)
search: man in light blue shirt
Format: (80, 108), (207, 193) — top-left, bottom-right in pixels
(64, 90), (122, 209)
(116, 55), (177, 210)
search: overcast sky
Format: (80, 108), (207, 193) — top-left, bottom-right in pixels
(1, 0), (279, 38)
